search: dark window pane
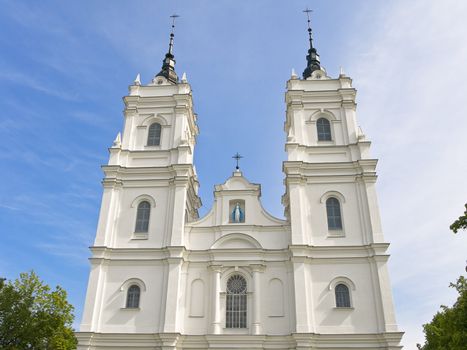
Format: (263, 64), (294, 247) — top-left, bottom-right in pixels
(135, 201), (151, 233)
(226, 275), (247, 328)
(147, 123), (162, 146)
(317, 118), (332, 141)
(335, 284), (350, 307)
(126, 285), (141, 308)
(326, 197), (342, 230)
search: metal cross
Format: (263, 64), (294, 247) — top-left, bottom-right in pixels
(232, 152), (243, 170)
(170, 14), (180, 33)
(303, 7), (313, 26)
(303, 8), (313, 45)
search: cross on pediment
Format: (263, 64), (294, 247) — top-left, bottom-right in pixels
(232, 152), (243, 170)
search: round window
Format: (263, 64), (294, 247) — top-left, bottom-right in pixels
(227, 275), (247, 294)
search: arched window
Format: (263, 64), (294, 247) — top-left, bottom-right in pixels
(226, 275), (247, 328)
(135, 201), (151, 233)
(126, 285), (141, 308)
(326, 197), (342, 230)
(317, 118), (332, 141)
(335, 283), (351, 308)
(147, 123), (162, 146)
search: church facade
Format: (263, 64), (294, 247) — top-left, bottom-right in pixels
(76, 18), (404, 350)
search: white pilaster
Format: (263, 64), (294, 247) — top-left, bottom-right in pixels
(210, 265), (223, 334)
(79, 261), (105, 332)
(163, 250), (184, 333)
(169, 176), (188, 246)
(374, 256), (399, 332)
(291, 257), (311, 333)
(288, 180), (308, 245)
(250, 264), (265, 334)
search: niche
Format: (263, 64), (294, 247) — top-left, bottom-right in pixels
(229, 199), (245, 223)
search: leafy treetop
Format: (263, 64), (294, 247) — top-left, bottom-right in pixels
(450, 203), (467, 234)
(416, 276), (467, 350)
(0, 271), (77, 350)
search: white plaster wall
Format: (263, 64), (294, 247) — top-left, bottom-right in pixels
(86, 255), (388, 336)
(261, 264), (294, 335)
(306, 182), (367, 246)
(183, 264), (210, 334)
(187, 229), (289, 250)
(97, 263), (165, 333)
(114, 186), (171, 248)
(308, 261), (379, 334)
(178, 261), (294, 335)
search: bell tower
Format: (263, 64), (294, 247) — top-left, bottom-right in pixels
(282, 10), (403, 346)
(78, 17), (201, 336)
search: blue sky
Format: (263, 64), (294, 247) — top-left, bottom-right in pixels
(1, 1), (466, 348)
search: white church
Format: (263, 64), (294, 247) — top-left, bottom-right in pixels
(76, 14), (404, 350)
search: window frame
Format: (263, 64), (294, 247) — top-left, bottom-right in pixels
(326, 197), (343, 232)
(126, 284), (141, 309)
(328, 277), (355, 310)
(134, 200), (151, 234)
(316, 117), (332, 141)
(225, 274), (248, 329)
(335, 283), (351, 308)
(147, 122), (162, 146)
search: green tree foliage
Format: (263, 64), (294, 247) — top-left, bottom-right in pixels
(417, 276), (467, 350)
(450, 203), (467, 233)
(0, 271), (77, 350)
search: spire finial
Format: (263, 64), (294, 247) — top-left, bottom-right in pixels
(232, 152), (243, 171)
(302, 8), (321, 79)
(134, 73), (141, 85)
(303, 7), (313, 50)
(168, 14), (179, 55)
(155, 14), (180, 84)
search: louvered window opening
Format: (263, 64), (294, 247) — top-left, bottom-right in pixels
(335, 283), (351, 308)
(326, 197), (342, 230)
(147, 123), (162, 146)
(226, 275), (247, 328)
(317, 118), (332, 141)
(135, 201), (151, 233)
(126, 285), (141, 308)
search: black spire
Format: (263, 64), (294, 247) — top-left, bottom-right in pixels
(302, 8), (321, 79)
(156, 15), (179, 84)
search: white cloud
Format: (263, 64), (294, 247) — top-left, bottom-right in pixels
(346, 1), (467, 348)
(0, 69), (79, 101)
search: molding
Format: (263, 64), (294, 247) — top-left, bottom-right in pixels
(320, 190), (346, 204)
(211, 233), (262, 249)
(120, 278), (147, 292)
(86, 243), (391, 263)
(130, 194), (156, 208)
(139, 114), (170, 127)
(283, 160), (378, 180)
(307, 109), (338, 122)
(328, 276), (356, 291)
(75, 331), (403, 348)
(187, 224), (291, 233)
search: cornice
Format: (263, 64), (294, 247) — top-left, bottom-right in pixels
(187, 223), (290, 233)
(87, 243), (390, 263)
(213, 188), (260, 197)
(283, 160), (378, 179)
(101, 164), (197, 181)
(286, 89), (357, 105)
(75, 331), (403, 347)
(288, 243), (390, 259)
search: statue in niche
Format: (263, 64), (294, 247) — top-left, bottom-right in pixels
(232, 202), (244, 223)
